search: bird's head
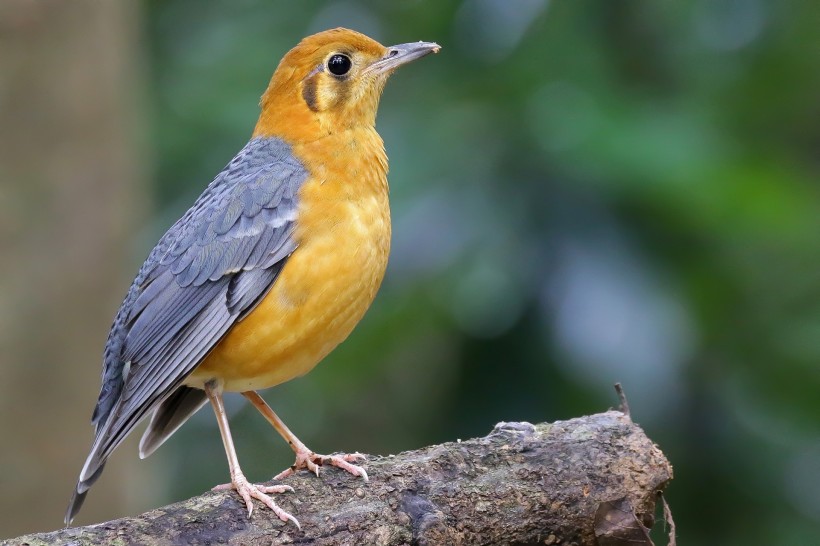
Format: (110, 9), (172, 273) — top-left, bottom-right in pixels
(254, 28), (439, 141)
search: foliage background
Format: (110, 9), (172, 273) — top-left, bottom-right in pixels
(1, 1), (819, 544)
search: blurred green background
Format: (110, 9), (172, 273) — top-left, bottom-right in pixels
(1, 0), (819, 544)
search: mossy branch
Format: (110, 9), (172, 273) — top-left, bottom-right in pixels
(5, 410), (672, 546)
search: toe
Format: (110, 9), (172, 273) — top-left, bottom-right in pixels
(273, 467), (295, 481)
(238, 488), (254, 517)
(277, 509), (301, 529)
(329, 457), (368, 481)
(259, 484), (294, 494)
(250, 488), (299, 528)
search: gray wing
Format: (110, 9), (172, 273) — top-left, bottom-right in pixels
(66, 137), (308, 523)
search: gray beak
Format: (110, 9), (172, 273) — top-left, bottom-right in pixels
(367, 41), (441, 74)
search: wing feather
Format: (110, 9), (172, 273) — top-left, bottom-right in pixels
(70, 137), (308, 505)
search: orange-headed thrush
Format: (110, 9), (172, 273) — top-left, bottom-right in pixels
(66, 28), (440, 528)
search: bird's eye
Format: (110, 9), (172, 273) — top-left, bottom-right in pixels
(327, 54), (352, 76)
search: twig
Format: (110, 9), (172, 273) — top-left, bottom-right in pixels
(661, 492), (677, 546)
(615, 382), (631, 418)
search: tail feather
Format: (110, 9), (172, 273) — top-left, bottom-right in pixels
(65, 462), (106, 525)
(65, 387), (208, 525)
(139, 386), (208, 459)
(64, 386), (208, 526)
(65, 412), (119, 525)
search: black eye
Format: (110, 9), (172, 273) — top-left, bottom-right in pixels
(327, 54), (352, 76)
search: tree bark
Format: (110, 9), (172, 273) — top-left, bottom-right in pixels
(3, 410), (672, 546)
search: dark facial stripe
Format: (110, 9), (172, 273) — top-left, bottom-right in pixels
(302, 73), (321, 112)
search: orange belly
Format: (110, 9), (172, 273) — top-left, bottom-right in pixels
(186, 134), (390, 392)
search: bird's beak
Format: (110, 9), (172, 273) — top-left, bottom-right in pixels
(366, 41), (441, 75)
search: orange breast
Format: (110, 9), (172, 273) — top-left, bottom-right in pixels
(186, 128), (390, 392)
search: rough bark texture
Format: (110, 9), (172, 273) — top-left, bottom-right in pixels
(4, 411), (672, 546)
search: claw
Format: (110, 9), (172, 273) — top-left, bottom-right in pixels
(214, 472), (299, 528)
(275, 449), (368, 482)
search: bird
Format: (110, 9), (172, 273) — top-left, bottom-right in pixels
(65, 27), (440, 528)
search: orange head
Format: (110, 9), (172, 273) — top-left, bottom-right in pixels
(254, 28), (439, 142)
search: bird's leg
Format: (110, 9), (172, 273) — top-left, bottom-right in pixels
(204, 381), (300, 528)
(242, 391), (368, 482)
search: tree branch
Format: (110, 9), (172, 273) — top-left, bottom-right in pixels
(6, 411), (672, 545)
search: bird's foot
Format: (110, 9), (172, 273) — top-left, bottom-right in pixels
(213, 472), (299, 528)
(274, 449), (368, 482)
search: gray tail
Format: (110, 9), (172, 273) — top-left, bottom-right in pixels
(139, 386), (208, 459)
(65, 401), (123, 526)
(64, 386), (206, 525)
(65, 462), (106, 525)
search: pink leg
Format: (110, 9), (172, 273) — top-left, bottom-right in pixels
(242, 391), (368, 482)
(204, 382), (299, 528)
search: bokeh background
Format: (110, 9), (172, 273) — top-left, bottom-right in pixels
(1, 1), (819, 543)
